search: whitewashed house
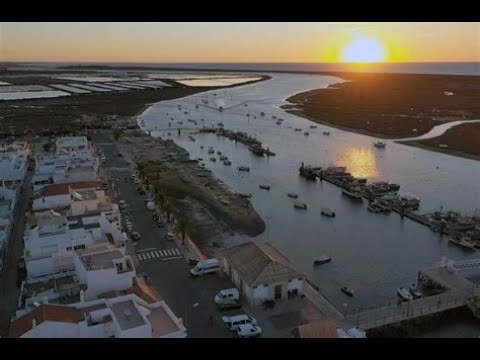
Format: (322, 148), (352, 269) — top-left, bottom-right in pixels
(222, 240), (305, 305)
(10, 291), (187, 338)
(24, 212), (126, 278)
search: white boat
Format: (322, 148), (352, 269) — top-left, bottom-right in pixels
(321, 208), (336, 217)
(409, 283), (422, 299)
(313, 254), (332, 265)
(294, 202), (307, 210)
(397, 287), (413, 301)
(374, 141), (386, 149)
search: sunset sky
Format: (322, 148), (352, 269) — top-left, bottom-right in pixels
(1, 22), (478, 63)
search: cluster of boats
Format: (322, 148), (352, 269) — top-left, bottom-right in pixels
(397, 284), (422, 301)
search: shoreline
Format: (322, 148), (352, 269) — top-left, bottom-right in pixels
(397, 140), (480, 162)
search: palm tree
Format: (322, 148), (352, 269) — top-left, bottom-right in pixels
(177, 218), (189, 245)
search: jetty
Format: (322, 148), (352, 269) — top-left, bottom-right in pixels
(345, 257), (480, 331)
(216, 128), (275, 156)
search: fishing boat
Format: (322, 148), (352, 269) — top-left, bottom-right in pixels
(259, 184), (271, 190)
(287, 193), (298, 199)
(323, 131), (330, 136)
(374, 141), (386, 149)
(448, 237), (476, 251)
(223, 160), (232, 166)
(397, 287), (413, 301)
(342, 188), (363, 201)
(341, 287), (354, 297)
(238, 166), (250, 172)
(321, 208), (336, 217)
(294, 202), (307, 210)
(314, 255), (332, 265)
(409, 283), (422, 299)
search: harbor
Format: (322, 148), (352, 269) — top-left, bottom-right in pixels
(140, 73), (480, 311)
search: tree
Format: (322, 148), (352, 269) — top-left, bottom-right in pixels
(177, 218), (189, 245)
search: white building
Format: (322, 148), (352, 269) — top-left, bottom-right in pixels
(74, 248), (136, 301)
(24, 212), (126, 278)
(0, 184), (20, 274)
(10, 291), (187, 338)
(0, 140), (30, 182)
(222, 240), (305, 305)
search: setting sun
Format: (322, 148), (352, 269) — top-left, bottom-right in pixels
(341, 37), (387, 63)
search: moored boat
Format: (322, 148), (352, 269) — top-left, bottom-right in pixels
(448, 237), (476, 251)
(374, 141), (386, 149)
(223, 160), (232, 166)
(314, 255), (332, 265)
(321, 208), (336, 217)
(397, 287), (413, 301)
(409, 283), (422, 299)
(287, 193), (298, 199)
(341, 287), (354, 297)
(323, 131), (330, 136)
(342, 188), (363, 201)
(259, 184), (271, 190)
(294, 202), (307, 210)
(238, 166), (250, 172)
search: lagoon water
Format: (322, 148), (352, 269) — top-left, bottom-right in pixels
(140, 73), (480, 314)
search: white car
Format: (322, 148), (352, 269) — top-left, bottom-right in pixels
(222, 314), (257, 331)
(237, 324), (262, 338)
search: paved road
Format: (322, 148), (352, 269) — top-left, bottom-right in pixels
(92, 131), (236, 338)
(0, 163), (33, 337)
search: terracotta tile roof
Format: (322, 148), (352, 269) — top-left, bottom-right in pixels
(222, 240), (304, 287)
(291, 319), (338, 338)
(9, 304), (84, 338)
(40, 181), (102, 197)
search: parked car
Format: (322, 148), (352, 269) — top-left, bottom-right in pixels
(190, 258), (220, 277)
(236, 324), (262, 338)
(214, 288), (240, 305)
(222, 314), (257, 331)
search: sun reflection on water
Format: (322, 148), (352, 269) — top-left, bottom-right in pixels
(336, 146), (380, 179)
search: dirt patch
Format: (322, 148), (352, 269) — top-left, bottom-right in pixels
(400, 122), (480, 160)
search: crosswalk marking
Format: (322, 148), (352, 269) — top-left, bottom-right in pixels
(136, 248), (183, 262)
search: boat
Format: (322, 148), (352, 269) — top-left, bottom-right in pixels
(294, 128), (302, 132)
(200, 146), (204, 149)
(219, 155), (228, 161)
(259, 185), (271, 190)
(294, 202), (307, 210)
(310, 125), (318, 129)
(304, 132), (309, 136)
(197, 158), (203, 161)
(217, 123), (224, 127)
(367, 203), (382, 213)
(287, 193), (298, 199)
(207, 149), (214, 154)
(341, 287), (354, 297)
(374, 141), (386, 149)
(342, 188), (363, 201)
(210, 157), (216, 162)
(223, 160), (232, 166)
(397, 287), (413, 301)
(238, 166), (250, 172)
(409, 283), (422, 299)
(276, 121), (282, 125)
(217, 151), (222, 155)
(260, 112), (265, 116)
(313, 255), (332, 265)
(321, 208), (336, 217)
(272, 116), (277, 119)
(238, 193), (252, 198)
(323, 131), (330, 136)
(448, 237), (476, 251)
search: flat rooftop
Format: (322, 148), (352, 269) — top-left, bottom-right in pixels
(150, 306), (182, 337)
(80, 250), (123, 271)
(111, 300), (146, 331)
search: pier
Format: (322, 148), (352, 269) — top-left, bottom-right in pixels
(345, 258), (480, 331)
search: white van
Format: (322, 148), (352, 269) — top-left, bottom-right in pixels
(222, 314), (257, 331)
(190, 258), (220, 277)
(214, 288), (240, 305)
